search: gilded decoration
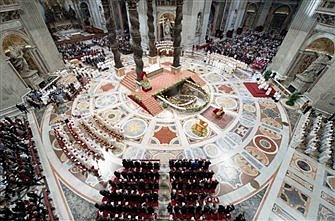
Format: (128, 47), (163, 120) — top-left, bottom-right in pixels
(0, 10), (20, 23)
(305, 37), (334, 56)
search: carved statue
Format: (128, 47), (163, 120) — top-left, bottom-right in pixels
(5, 45), (44, 89)
(195, 13), (202, 34)
(163, 19), (172, 38)
(68, 5), (76, 20)
(6, 45), (34, 75)
(301, 54), (330, 80)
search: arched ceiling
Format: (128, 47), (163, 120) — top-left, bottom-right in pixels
(2, 34), (28, 53)
(305, 37), (335, 56)
(274, 5), (291, 15)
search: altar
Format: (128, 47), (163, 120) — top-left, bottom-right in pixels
(143, 63), (164, 78)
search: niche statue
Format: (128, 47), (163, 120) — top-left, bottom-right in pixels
(5, 45), (43, 88)
(301, 54), (330, 80)
(6, 45), (34, 75)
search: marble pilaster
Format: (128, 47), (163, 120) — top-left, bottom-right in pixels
(256, 0), (273, 27)
(18, 0), (64, 72)
(305, 62), (335, 113)
(0, 58), (29, 109)
(198, 0), (212, 44)
(225, 0), (247, 31)
(211, 1), (225, 34)
(89, 0), (106, 30)
(270, 0), (318, 78)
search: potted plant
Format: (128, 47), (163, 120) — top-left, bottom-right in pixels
(263, 70), (272, 81)
(141, 75), (152, 92)
(285, 92), (301, 106)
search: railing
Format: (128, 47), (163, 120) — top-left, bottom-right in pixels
(318, 0), (335, 11)
(157, 0), (176, 6)
(0, 0), (20, 13)
(272, 79), (291, 96)
(315, 11), (335, 27)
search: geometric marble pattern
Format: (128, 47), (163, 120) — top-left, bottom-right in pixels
(278, 182), (311, 216)
(153, 126), (177, 144)
(321, 191), (335, 207)
(232, 184), (268, 221)
(272, 203), (298, 221)
(39, 54), (291, 209)
(286, 170), (314, 191)
(325, 172), (335, 192)
(289, 153), (318, 180)
(317, 204), (335, 221)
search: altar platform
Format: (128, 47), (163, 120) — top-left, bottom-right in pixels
(121, 68), (206, 116)
(244, 82), (276, 98)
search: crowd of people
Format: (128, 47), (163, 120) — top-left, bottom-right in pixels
(95, 160), (160, 221)
(20, 68), (91, 111)
(81, 51), (106, 69)
(255, 72), (282, 102)
(168, 159), (240, 220)
(24, 82), (80, 109)
(57, 42), (92, 60)
(92, 34), (133, 55)
(0, 116), (56, 220)
(299, 110), (335, 168)
(209, 31), (284, 68)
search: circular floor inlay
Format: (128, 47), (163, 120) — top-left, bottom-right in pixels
(44, 55), (291, 204)
(204, 144), (221, 158)
(260, 139), (271, 148)
(253, 135), (278, 154)
(250, 180), (260, 189)
(282, 122), (289, 126)
(296, 160), (311, 172)
(183, 119), (210, 139)
(122, 118), (147, 138)
(95, 95), (117, 107)
(215, 97), (238, 110)
(204, 73), (223, 83)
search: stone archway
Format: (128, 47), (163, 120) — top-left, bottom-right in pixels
(288, 37), (334, 93)
(268, 5), (291, 32)
(2, 33), (45, 89)
(80, 1), (91, 26)
(242, 3), (258, 30)
(157, 12), (175, 41)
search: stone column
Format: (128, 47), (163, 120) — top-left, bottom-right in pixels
(127, 0), (144, 81)
(102, 0), (124, 76)
(147, 0), (157, 64)
(172, 0), (183, 74)
(117, 0), (124, 31)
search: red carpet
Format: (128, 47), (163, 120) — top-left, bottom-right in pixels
(244, 82), (276, 98)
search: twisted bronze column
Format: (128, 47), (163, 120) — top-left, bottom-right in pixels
(172, 0), (183, 68)
(101, 0), (123, 69)
(147, 0), (157, 57)
(127, 0), (144, 81)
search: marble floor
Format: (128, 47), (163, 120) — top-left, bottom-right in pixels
(28, 53), (335, 221)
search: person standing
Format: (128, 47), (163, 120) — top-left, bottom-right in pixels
(16, 104), (28, 113)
